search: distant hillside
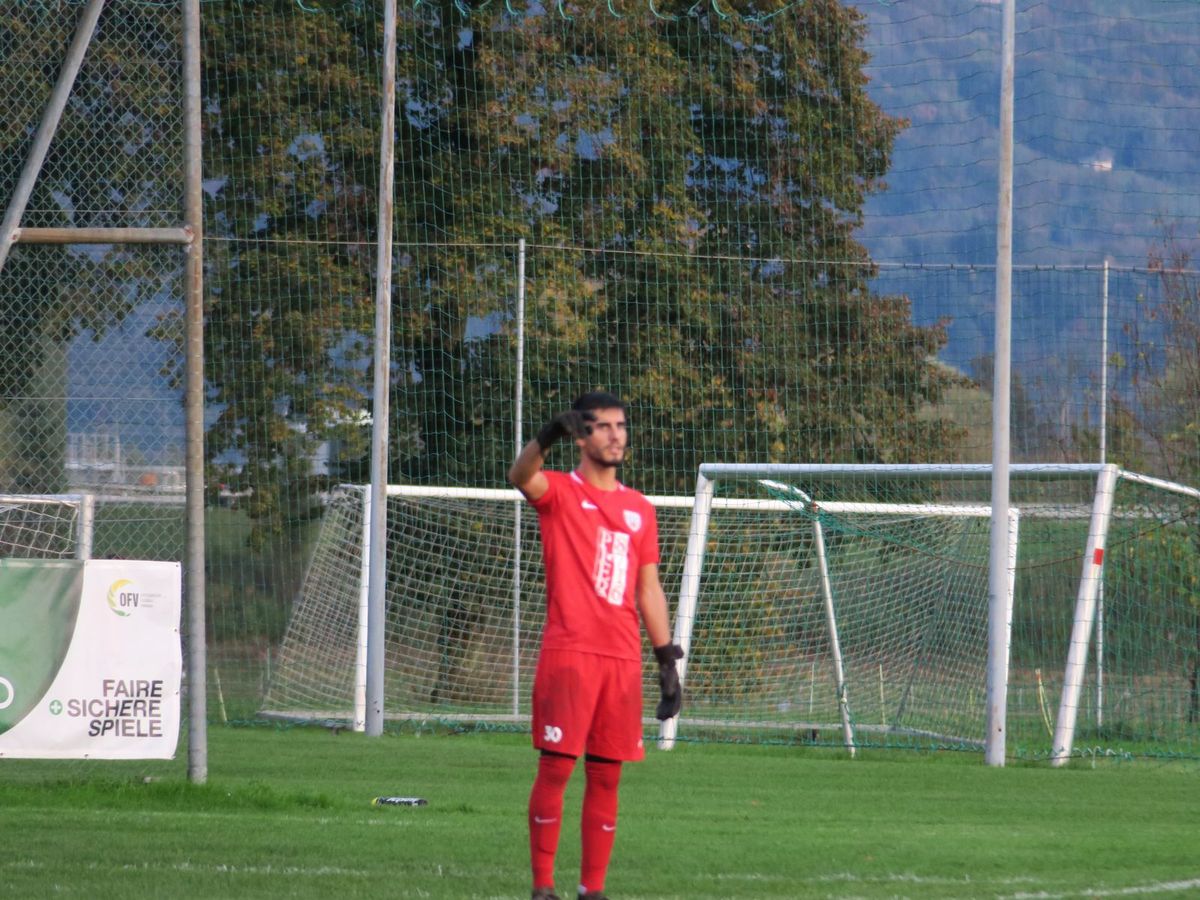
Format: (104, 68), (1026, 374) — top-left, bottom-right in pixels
(851, 0), (1200, 267)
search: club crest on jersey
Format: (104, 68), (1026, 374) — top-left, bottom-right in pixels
(623, 509), (642, 532)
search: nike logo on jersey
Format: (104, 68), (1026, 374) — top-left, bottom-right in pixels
(581, 500), (598, 510)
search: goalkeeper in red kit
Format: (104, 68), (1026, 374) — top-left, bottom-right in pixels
(508, 391), (684, 900)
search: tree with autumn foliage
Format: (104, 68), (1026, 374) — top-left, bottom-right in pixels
(383, 0), (963, 494)
(186, 0), (965, 532)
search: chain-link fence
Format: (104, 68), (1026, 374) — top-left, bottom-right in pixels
(2, 1), (1197, 757)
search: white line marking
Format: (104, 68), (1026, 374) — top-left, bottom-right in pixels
(714, 871), (1200, 896)
(8, 806), (410, 828)
(3, 859), (370, 879)
(1006, 879), (1200, 899)
(715, 872), (1040, 886)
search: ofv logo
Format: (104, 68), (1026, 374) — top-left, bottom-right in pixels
(107, 579), (138, 617)
(105, 578), (160, 617)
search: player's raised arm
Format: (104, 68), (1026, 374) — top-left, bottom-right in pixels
(507, 437), (549, 500)
(508, 410), (593, 500)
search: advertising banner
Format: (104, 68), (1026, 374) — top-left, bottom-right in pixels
(0, 559), (182, 759)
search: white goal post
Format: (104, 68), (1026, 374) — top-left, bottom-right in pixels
(657, 463), (1021, 754)
(657, 462), (1200, 763)
(264, 479), (1021, 745)
(0, 493), (94, 560)
(265, 464), (1200, 762)
(264, 482), (1018, 741)
(265, 484), (713, 731)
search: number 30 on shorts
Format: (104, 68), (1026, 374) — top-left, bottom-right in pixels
(542, 724), (563, 744)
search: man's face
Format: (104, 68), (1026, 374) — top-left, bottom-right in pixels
(577, 407), (627, 469)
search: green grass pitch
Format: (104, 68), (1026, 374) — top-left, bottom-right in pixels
(1, 725), (1198, 898)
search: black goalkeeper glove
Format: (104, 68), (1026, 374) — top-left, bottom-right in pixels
(535, 410), (594, 454)
(653, 642), (685, 720)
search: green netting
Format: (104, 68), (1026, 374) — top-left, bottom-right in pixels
(1, 1), (1198, 762)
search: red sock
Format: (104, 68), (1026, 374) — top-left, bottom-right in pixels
(579, 758), (622, 894)
(529, 753), (575, 889)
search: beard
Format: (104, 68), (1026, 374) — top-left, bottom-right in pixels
(583, 444), (624, 469)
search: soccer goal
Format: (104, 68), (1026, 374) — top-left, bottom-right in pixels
(264, 466), (1200, 761)
(657, 463), (1200, 762)
(262, 485), (538, 730)
(656, 465), (1019, 754)
(262, 484), (703, 729)
(0, 493), (94, 560)
(262, 479), (1019, 746)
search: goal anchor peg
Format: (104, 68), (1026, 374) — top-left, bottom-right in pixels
(372, 796), (428, 807)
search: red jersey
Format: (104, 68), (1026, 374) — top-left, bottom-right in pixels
(530, 469), (660, 661)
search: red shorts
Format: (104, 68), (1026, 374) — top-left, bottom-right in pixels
(531, 648), (646, 761)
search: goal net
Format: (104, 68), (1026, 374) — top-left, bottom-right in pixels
(263, 485), (698, 727)
(0, 493), (93, 560)
(661, 464), (1200, 761)
(264, 466), (1200, 761)
(261, 481), (1010, 745)
(657, 470), (1017, 753)
(1015, 468), (1200, 763)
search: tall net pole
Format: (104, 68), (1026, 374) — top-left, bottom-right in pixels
(512, 238), (527, 719)
(985, 0), (1017, 768)
(365, 0), (398, 738)
(1095, 260), (1110, 728)
(183, 0), (207, 783)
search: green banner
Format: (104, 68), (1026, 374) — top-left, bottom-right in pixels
(0, 560), (83, 735)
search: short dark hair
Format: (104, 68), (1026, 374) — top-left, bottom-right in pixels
(572, 390), (626, 414)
